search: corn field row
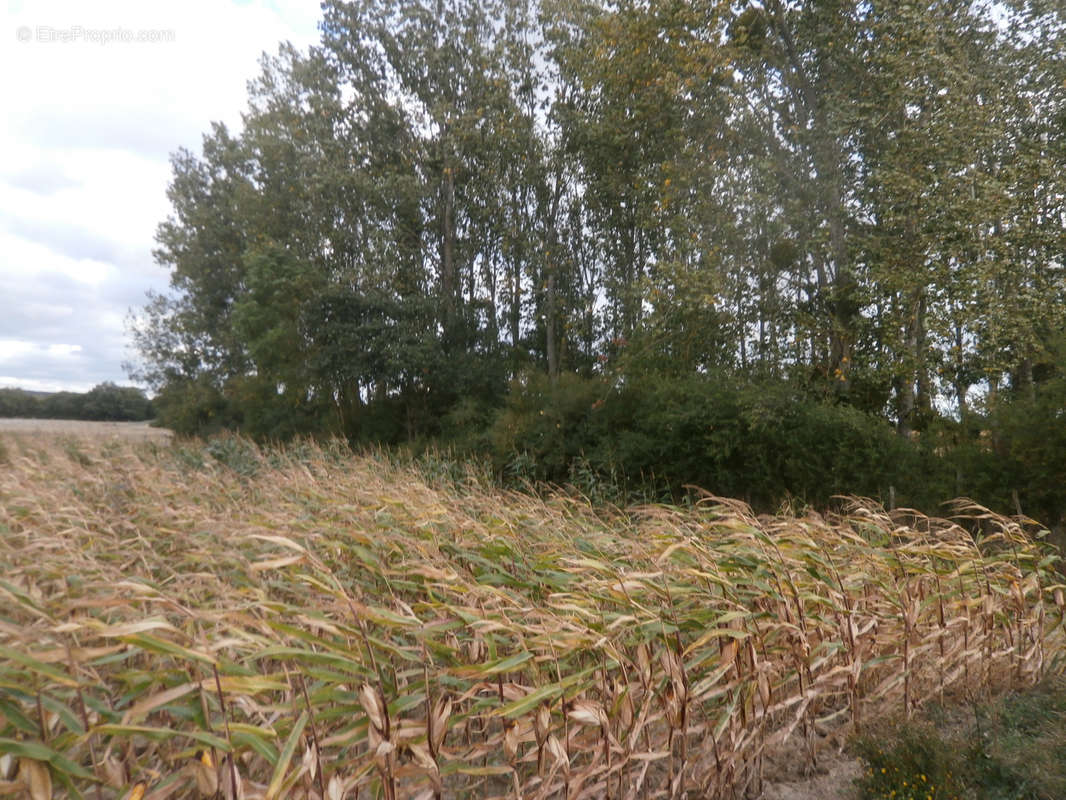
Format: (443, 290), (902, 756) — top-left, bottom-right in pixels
(0, 434), (1063, 799)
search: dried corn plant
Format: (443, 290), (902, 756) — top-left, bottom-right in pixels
(0, 434), (1063, 799)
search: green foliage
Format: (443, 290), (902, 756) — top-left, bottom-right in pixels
(854, 677), (1066, 800)
(854, 725), (966, 800)
(127, 0), (1066, 524)
(81, 382), (154, 421)
(39, 391), (86, 419)
(963, 677), (1066, 799)
(0, 384), (153, 422)
(222, 375), (337, 441)
(983, 378), (1066, 529)
(490, 372), (611, 483)
(151, 375), (238, 436)
(438, 395), (499, 450)
(735, 384), (934, 509)
(0, 388), (40, 417)
(488, 372), (938, 511)
(204, 435), (263, 477)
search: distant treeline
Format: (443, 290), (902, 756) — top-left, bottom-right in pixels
(0, 383), (154, 422)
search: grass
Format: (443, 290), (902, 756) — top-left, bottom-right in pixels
(854, 675), (1066, 799)
(855, 723), (968, 799)
(0, 433), (1063, 799)
(972, 677), (1066, 798)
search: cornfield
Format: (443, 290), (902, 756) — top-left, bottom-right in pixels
(0, 434), (1062, 799)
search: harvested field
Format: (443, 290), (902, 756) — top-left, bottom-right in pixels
(0, 435), (1062, 799)
(0, 418), (172, 440)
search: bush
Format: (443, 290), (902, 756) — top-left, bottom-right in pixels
(222, 375), (336, 440)
(489, 371), (611, 483)
(40, 391), (87, 419)
(204, 435), (262, 477)
(488, 372), (940, 512)
(152, 375), (239, 435)
(854, 724), (966, 800)
(979, 380), (1066, 530)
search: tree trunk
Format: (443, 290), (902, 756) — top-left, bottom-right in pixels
(914, 290), (932, 423)
(441, 153), (457, 345)
(767, 2), (855, 389)
(896, 292), (918, 437)
(953, 322), (969, 419)
(545, 268), (559, 382)
(510, 264), (521, 366)
(826, 164), (853, 394)
(1017, 356), (1035, 401)
(896, 375), (914, 438)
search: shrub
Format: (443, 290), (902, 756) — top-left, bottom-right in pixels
(854, 725), (966, 800)
(488, 372), (942, 512)
(204, 435), (262, 476)
(152, 375), (240, 435)
(489, 371), (610, 482)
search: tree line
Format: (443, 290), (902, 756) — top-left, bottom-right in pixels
(129, 0), (1066, 524)
(0, 384), (154, 422)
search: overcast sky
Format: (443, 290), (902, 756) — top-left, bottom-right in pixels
(0, 0), (321, 392)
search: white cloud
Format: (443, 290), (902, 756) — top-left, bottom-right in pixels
(0, 231), (117, 284)
(0, 340), (36, 361)
(0, 340), (84, 363)
(0, 376), (96, 393)
(0, 0), (322, 393)
(0, 340), (88, 392)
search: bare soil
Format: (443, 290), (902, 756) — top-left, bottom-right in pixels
(0, 418), (172, 440)
(758, 722), (862, 800)
(760, 752), (862, 800)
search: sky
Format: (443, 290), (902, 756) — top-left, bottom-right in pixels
(0, 0), (322, 393)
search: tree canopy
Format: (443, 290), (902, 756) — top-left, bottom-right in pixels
(130, 0), (1066, 523)
(0, 383), (154, 422)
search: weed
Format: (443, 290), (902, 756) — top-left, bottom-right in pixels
(204, 434), (261, 476)
(855, 725), (966, 799)
(60, 436), (93, 467)
(170, 441), (206, 470)
(964, 677), (1066, 799)
(854, 677), (1066, 800)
